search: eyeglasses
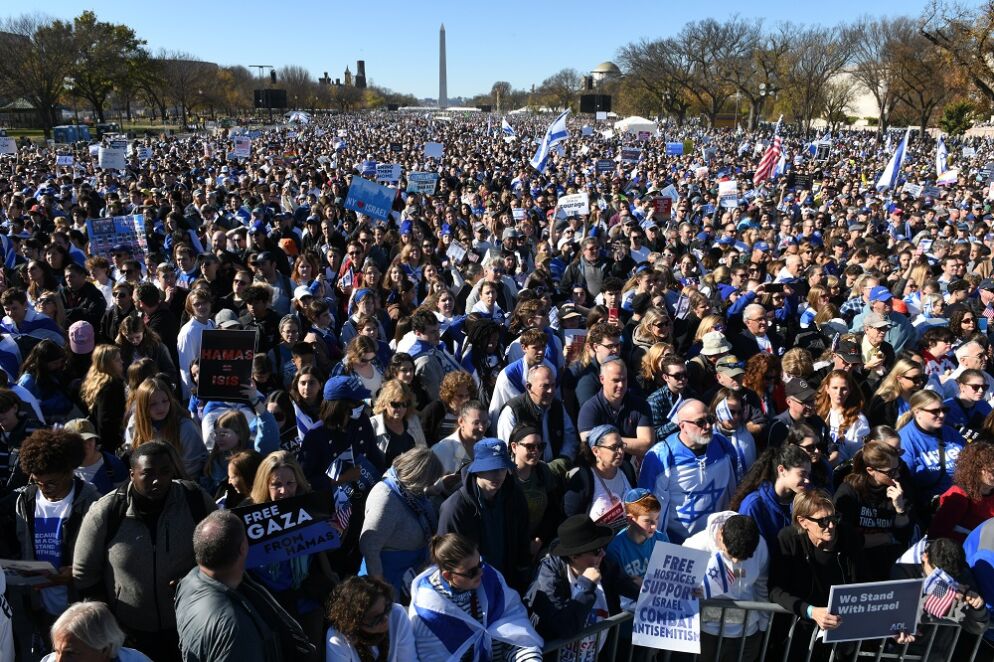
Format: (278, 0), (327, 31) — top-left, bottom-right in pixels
(113, 291), (129, 298)
(595, 443), (625, 454)
(665, 371), (688, 380)
(29, 476), (65, 489)
(919, 406), (949, 416)
(870, 465), (900, 478)
(798, 443), (825, 455)
(517, 442), (546, 453)
(449, 563), (484, 579)
(599, 341), (621, 352)
(802, 514), (841, 529)
(652, 320), (670, 328)
(962, 318), (976, 324)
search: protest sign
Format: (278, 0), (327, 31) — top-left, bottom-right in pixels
(197, 330), (256, 401)
(136, 147), (153, 161)
(902, 182), (923, 198)
(424, 142), (444, 158)
(85, 215), (147, 261)
(233, 136), (251, 158)
(659, 184), (679, 202)
(446, 240), (468, 264)
(824, 578), (923, 643)
(791, 173), (813, 191)
(632, 542), (710, 653)
(390, 142), (402, 152)
(596, 159), (615, 174)
(637, 131), (652, 141)
(232, 491), (341, 567)
(0, 137), (16, 155)
(344, 177), (395, 222)
(601, 129), (615, 140)
(963, 146), (977, 158)
(557, 192), (590, 217)
(407, 172), (439, 194)
(98, 146), (126, 170)
(694, 166), (709, 179)
(375, 163), (402, 183)
(653, 197), (673, 218)
(665, 142), (684, 156)
(88, 144), (100, 157)
(718, 180), (739, 208)
(581, 125), (593, 136)
(621, 147), (641, 164)
(512, 208), (525, 221)
(56, 155), (74, 166)
(595, 111), (608, 120)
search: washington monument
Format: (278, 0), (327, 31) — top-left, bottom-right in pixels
(439, 23), (447, 109)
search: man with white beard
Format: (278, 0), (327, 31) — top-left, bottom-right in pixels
(637, 399), (738, 543)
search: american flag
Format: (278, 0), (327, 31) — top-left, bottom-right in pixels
(983, 304), (994, 326)
(753, 136), (783, 187)
(923, 568), (958, 618)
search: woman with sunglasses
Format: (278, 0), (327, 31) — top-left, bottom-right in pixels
(930, 441), (994, 544)
(370, 380), (426, 466)
(897, 389), (967, 504)
(524, 515), (640, 651)
(867, 357), (925, 427)
(627, 307), (672, 370)
(509, 425), (563, 554)
(563, 424), (635, 525)
(326, 576), (415, 662)
(834, 441), (912, 580)
(409, 533), (542, 662)
(768, 489), (865, 661)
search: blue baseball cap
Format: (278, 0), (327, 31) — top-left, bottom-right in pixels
(753, 241), (770, 253)
(868, 285), (893, 303)
(323, 376), (370, 402)
(400, 220), (413, 235)
(467, 439), (514, 474)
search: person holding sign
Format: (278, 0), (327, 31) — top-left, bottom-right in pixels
(768, 489), (865, 661)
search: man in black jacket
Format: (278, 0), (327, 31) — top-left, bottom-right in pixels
(61, 262), (106, 328)
(437, 438), (532, 591)
(495, 364), (577, 475)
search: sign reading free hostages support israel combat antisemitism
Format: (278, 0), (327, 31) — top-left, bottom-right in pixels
(232, 491), (341, 567)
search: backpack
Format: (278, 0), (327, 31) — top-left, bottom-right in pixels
(103, 480), (208, 547)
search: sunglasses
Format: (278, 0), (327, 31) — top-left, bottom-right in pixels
(803, 514), (841, 529)
(666, 371), (688, 380)
(449, 563), (484, 579)
(517, 441), (546, 453)
(964, 383), (986, 391)
(870, 465), (900, 478)
(361, 602), (393, 627)
(681, 416), (715, 428)
(389, 401), (409, 409)
(919, 406), (949, 416)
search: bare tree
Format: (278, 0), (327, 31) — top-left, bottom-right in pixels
(159, 51), (215, 126)
(782, 26), (853, 130)
(617, 38), (692, 123)
(0, 14), (75, 135)
(277, 65), (314, 109)
(921, 0), (994, 103)
(328, 84), (363, 112)
(491, 81), (511, 113)
(538, 68), (581, 111)
(674, 18), (753, 126)
(891, 30), (954, 135)
(822, 79), (857, 131)
(848, 16), (911, 133)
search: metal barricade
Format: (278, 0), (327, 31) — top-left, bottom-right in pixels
(540, 599), (992, 662)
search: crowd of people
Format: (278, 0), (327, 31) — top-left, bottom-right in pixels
(3, 110), (994, 661)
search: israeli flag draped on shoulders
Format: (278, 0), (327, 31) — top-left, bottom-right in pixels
(529, 110), (570, 174)
(409, 564), (543, 662)
(876, 128), (910, 191)
(0, 233), (17, 270)
(1, 308), (65, 347)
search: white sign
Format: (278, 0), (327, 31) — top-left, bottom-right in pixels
(512, 208), (525, 221)
(596, 111), (608, 120)
(581, 125), (594, 136)
(902, 182), (923, 198)
(424, 142), (444, 159)
(98, 146), (126, 170)
(0, 137), (16, 155)
(137, 147), (153, 162)
(446, 240), (467, 264)
(963, 147), (977, 158)
(694, 166), (709, 179)
(56, 155), (74, 166)
(407, 172), (439, 194)
(718, 180), (739, 208)
(375, 163), (402, 183)
(557, 192), (590, 217)
(659, 184), (679, 202)
(632, 542), (710, 653)
(88, 144), (100, 157)
(233, 136), (251, 159)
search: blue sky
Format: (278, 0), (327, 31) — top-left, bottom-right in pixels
(4, 0), (911, 100)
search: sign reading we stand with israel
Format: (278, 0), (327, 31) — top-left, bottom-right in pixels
(823, 578), (923, 643)
(632, 542), (710, 653)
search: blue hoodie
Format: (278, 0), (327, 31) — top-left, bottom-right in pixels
(899, 422), (966, 498)
(737, 480), (791, 547)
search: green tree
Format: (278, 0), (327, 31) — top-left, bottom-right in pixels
(69, 10), (144, 122)
(939, 100), (975, 135)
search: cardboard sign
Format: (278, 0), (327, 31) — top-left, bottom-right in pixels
(0, 137), (16, 155)
(596, 159), (615, 174)
(232, 491), (341, 567)
(621, 147), (641, 164)
(375, 163), (402, 184)
(653, 197), (673, 217)
(923, 185), (941, 199)
(424, 142), (444, 158)
(233, 136), (251, 158)
(557, 192), (590, 217)
(98, 146), (126, 170)
(824, 579), (923, 643)
(197, 330), (256, 401)
(406, 172), (439, 194)
(665, 142), (684, 156)
(446, 240), (467, 264)
(963, 147), (977, 158)
(56, 155), (74, 166)
(85, 215), (148, 261)
(344, 176), (395, 222)
(632, 542), (710, 653)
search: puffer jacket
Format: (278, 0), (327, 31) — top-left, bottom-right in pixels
(72, 480), (216, 632)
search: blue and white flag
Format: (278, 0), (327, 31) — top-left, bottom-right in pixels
(501, 117), (516, 138)
(529, 109), (570, 173)
(936, 136), (949, 176)
(876, 128), (910, 191)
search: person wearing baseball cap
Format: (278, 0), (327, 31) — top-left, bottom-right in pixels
(851, 284), (916, 354)
(766, 378), (833, 454)
(437, 439), (533, 590)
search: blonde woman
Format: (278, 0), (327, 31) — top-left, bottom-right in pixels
(781, 348), (815, 385)
(337, 335), (383, 401)
(125, 376), (207, 477)
(79, 344), (126, 453)
(897, 389), (967, 500)
(370, 379), (427, 465)
(868, 357), (925, 427)
(628, 307), (673, 369)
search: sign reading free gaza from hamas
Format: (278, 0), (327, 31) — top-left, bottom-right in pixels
(232, 491), (341, 567)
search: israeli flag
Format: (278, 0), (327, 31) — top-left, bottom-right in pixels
(773, 152), (787, 179)
(876, 128), (910, 191)
(529, 109), (570, 173)
(501, 117), (516, 138)
(936, 136), (949, 176)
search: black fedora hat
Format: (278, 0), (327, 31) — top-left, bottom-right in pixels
(550, 515), (614, 557)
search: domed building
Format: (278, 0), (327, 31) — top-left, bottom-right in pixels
(591, 61), (622, 86)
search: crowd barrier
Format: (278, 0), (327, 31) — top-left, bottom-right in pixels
(540, 599), (993, 662)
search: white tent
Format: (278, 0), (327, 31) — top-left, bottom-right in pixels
(613, 115), (657, 135)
